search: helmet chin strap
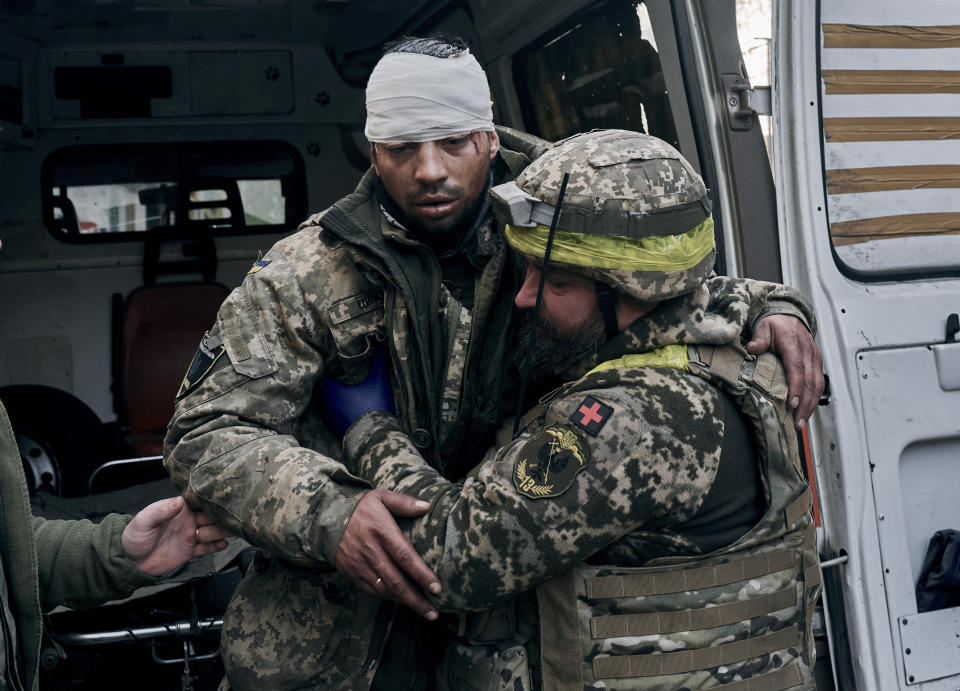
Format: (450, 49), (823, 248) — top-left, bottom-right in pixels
(594, 281), (620, 341)
(513, 172), (570, 440)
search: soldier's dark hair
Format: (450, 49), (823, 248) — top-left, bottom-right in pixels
(382, 35), (470, 58)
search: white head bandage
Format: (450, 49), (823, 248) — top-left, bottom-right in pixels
(364, 50), (495, 143)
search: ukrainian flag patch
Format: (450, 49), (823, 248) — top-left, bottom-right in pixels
(247, 259), (271, 275)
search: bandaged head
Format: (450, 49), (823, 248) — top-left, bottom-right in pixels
(365, 47), (495, 143)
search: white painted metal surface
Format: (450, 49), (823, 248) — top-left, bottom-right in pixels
(899, 607), (960, 685)
(857, 347), (960, 686)
(827, 191), (960, 223)
(819, 1), (960, 24)
(678, 0), (744, 278)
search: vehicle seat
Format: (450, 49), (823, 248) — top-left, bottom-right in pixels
(114, 179), (239, 457)
(119, 281), (228, 456)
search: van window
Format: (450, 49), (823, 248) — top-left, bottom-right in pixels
(42, 141), (306, 242)
(513, 0), (679, 148)
(821, 22), (960, 278)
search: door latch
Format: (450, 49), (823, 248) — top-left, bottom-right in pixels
(722, 74), (771, 131)
(945, 313), (958, 343)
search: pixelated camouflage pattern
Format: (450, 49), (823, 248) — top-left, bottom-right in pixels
(352, 368), (724, 611)
(221, 563), (382, 690)
(439, 294), (472, 425)
(552, 250), (716, 303)
(164, 221), (379, 566)
(553, 542), (812, 689)
(532, 343), (820, 690)
(435, 638), (532, 691)
(562, 274), (816, 383)
(342, 281), (818, 690)
(516, 130), (707, 216)
(511, 129), (715, 301)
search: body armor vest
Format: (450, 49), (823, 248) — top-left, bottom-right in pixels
(442, 344), (822, 691)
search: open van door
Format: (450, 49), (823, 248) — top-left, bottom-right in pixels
(774, 1), (960, 688)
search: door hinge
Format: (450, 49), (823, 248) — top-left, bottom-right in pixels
(722, 74), (771, 131)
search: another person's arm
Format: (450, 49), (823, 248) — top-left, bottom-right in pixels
(704, 275), (823, 426)
(34, 497), (230, 610)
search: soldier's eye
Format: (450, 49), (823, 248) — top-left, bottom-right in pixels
(441, 137), (470, 152)
(382, 143), (414, 155)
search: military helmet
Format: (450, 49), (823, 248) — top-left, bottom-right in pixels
(491, 129), (715, 302)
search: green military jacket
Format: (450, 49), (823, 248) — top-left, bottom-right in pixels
(0, 403), (154, 691)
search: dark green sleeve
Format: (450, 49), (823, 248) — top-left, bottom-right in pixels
(32, 513), (155, 611)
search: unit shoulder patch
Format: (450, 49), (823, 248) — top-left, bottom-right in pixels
(569, 395), (614, 436)
(177, 332), (226, 398)
(513, 425), (589, 500)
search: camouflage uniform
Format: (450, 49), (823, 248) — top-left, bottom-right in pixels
(163, 126), (815, 688)
(342, 283), (820, 690)
(336, 130), (821, 689)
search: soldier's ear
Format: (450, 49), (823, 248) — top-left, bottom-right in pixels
(487, 131), (500, 160)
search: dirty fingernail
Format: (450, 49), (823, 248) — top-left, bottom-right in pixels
(425, 610), (438, 621)
(429, 581), (442, 594)
(415, 500), (430, 510)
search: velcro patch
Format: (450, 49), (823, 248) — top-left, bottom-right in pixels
(329, 289), (384, 324)
(247, 259), (271, 275)
(513, 425), (588, 500)
(177, 332), (226, 398)
(569, 395), (614, 436)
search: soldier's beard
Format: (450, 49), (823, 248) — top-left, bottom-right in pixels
(516, 310), (607, 381)
(374, 164), (493, 256)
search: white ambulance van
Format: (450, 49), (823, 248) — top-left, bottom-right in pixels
(0, 0), (957, 688)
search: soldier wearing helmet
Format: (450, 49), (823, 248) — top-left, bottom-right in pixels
(335, 129), (821, 690)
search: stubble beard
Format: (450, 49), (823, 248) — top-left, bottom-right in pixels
(403, 179), (490, 254)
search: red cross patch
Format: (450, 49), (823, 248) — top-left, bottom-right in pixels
(569, 395), (613, 436)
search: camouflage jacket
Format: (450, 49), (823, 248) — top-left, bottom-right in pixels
(342, 282), (819, 690)
(342, 279), (814, 609)
(163, 131), (545, 566)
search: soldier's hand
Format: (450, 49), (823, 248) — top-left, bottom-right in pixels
(335, 489), (441, 621)
(747, 314), (824, 429)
